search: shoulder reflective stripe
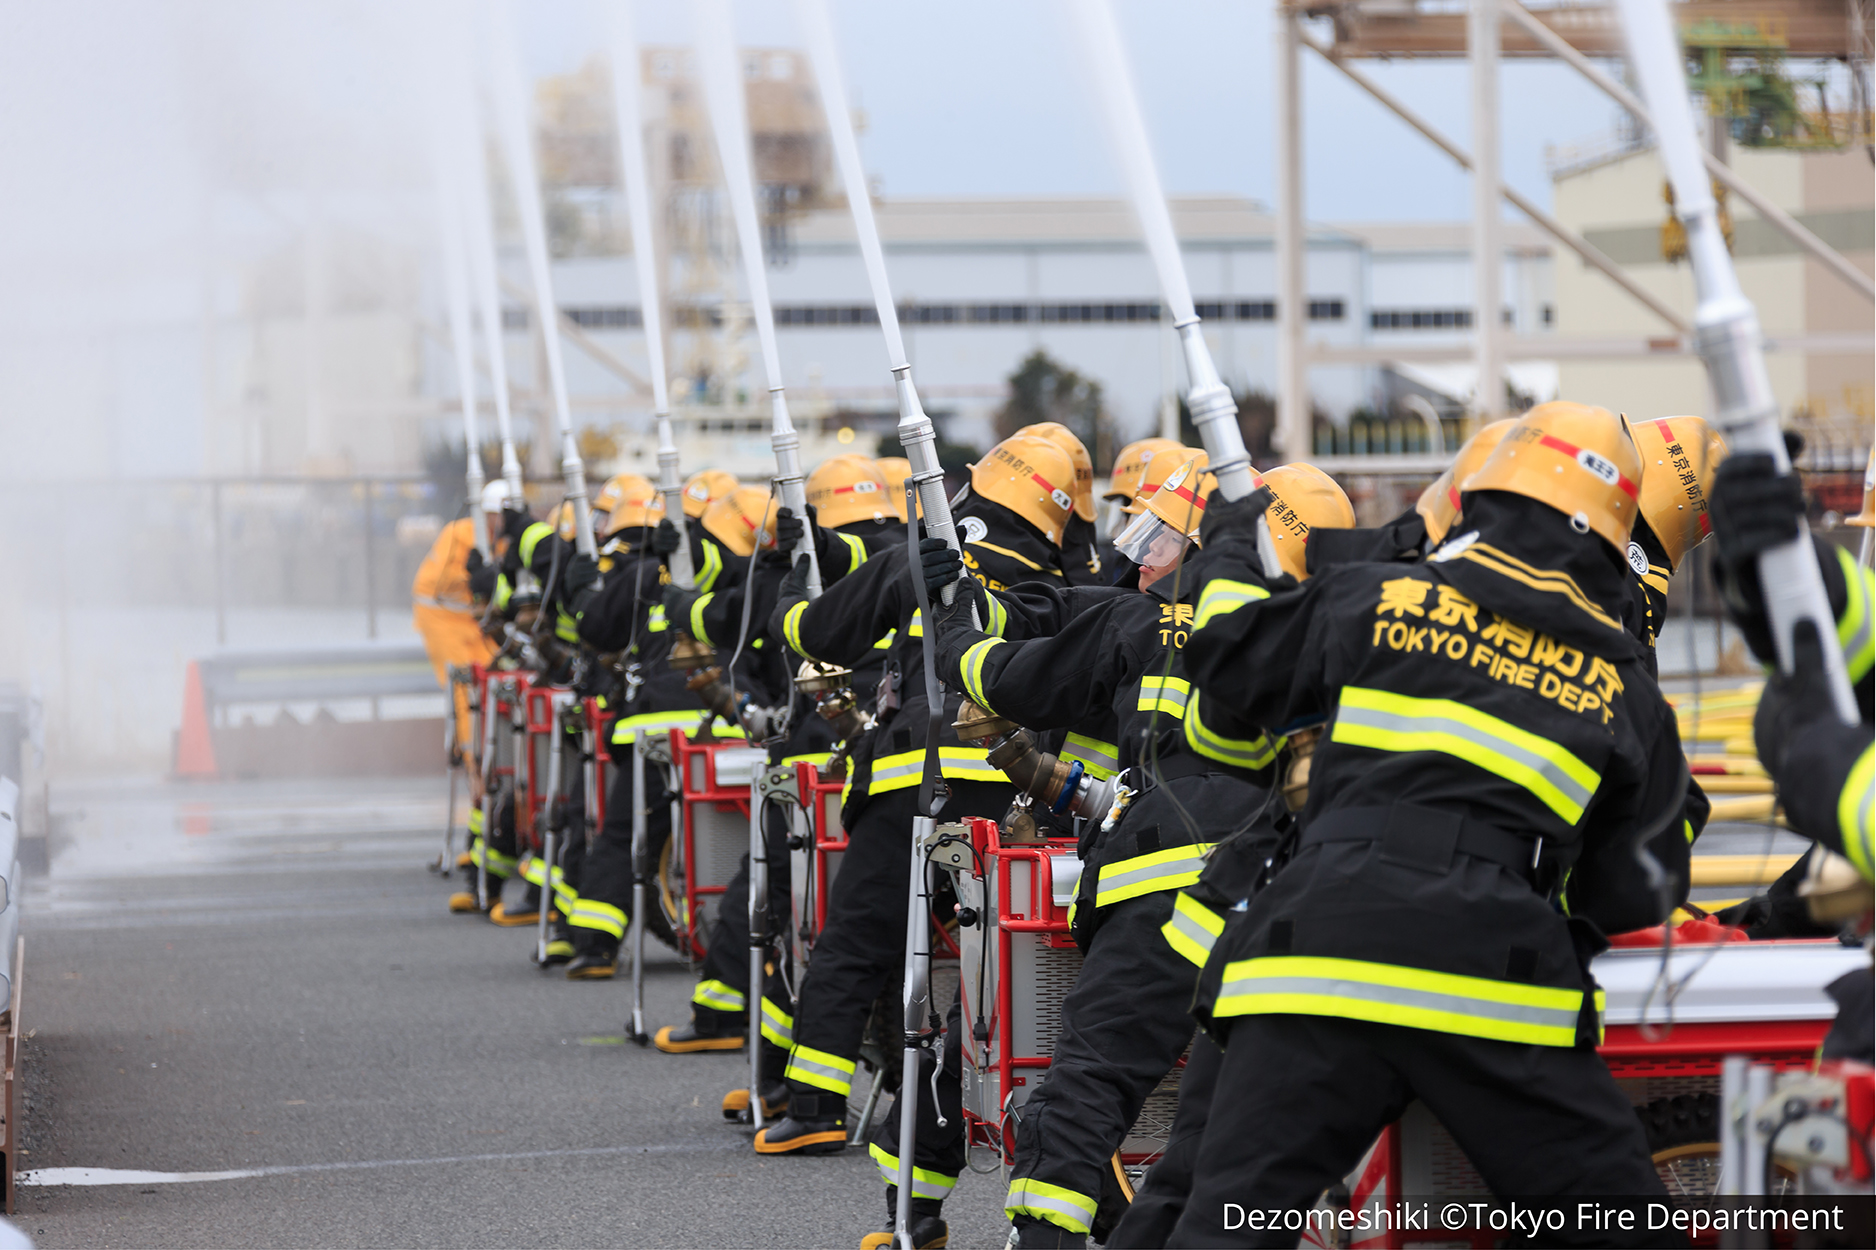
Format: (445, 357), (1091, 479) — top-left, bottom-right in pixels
(783, 601), (809, 655)
(1835, 548), (1873, 685)
(1194, 578), (1269, 630)
(648, 603), (669, 633)
(1095, 844), (1214, 907)
(838, 531), (868, 575)
(1183, 690), (1278, 770)
(1162, 890), (1226, 967)
(567, 898), (627, 939)
(518, 522), (552, 566)
(759, 996), (794, 1048)
(969, 539), (1042, 572)
(908, 610), (924, 638)
(984, 593), (1008, 639)
(869, 1143), (958, 1200)
(1137, 674), (1191, 719)
(1331, 686), (1600, 825)
(689, 592), (715, 646)
(1212, 955), (1596, 1048)
(1840, 743), (1875, 880)
(784, 1043), (856, 1096)
(1457, 543), (1621, 632)
(1005, 1178), (1098, 1235)
(960, 638), (1003, 711)
(1062, 733), (1120, 780)
(696, 541), (724, 593)
(690, 979), (746, 1014)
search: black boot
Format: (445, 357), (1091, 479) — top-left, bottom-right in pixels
(860, 1190), (948, 1249)
(721, 1078), (789, 1122)
(1012, 1216), (1084, 1249)
(753, 1087), (847, 1155)
(564, 931), (618, 980)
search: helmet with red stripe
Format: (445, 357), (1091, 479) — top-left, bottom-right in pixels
(807, 454), (892, 529)
(1114, 453), (1215, 587)
(1460, 401), (1644, 554)
(1259, 463), (1356, 581)
(969, 434), (1078, 546)
(701, 486), (780, 557)
(1415, 418), (1515, 545)
(1632, 415), (1728, 570)
(1013, 422), (1095, 522)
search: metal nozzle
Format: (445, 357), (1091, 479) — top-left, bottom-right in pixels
(668, 636), (717, 674)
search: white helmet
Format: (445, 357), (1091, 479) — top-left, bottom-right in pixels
(480, 480), (511, 513)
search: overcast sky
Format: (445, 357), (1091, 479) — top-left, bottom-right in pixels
(516, 0), (1632, 222)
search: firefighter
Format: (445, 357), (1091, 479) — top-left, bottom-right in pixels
(413, 480), (504, 741)
(560, 472), (753, 979)
(918, 460), (1353, 1248)
(653, 458), (897, 1072)
(1015, 422), (1103, 585)
(1101, 438), (1184, 545)
(1168, 402), (1691, 1247)
(1625, 417), (1728, 662)
(753, 433), (1077, 1169)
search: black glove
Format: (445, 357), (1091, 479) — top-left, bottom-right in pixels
(774, 506), (806, 553)
(918, 536), (963, 601)
(501, 506), (532, 544)
(779, 554), (814, 605)
(563, 553), (600, 597)
(651, 518), (681, 558)
(466, 548), (498, 601)
(1197, 484), (1273, 549)
(662, 583), (701, 631)
(1710, 453), (1806, 663)
(1754, 618), (1830, 780)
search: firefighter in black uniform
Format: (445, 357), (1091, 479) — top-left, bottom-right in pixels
(753, 434), (1079, 1182)
(1016, 422), (1104, 585)
(920, 458), (1355, 1248)
(561, 475), (754, 978)
(1169, 402), (1692, 1247)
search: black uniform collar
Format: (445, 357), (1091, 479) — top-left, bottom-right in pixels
(1432, 491), (1642, 659)
(1307, 506), (1429, 573)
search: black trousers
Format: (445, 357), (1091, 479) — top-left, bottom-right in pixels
(784, 781), (1004, 1108)
(1106, 1031), (1221, 1248)
(1167, 1015), (1676, 1249)
(571, 746), (672, 957)
(867, 988), (966, 1211)
(1007, 891), (1196, 1237)
(689, 802), (796, 1076)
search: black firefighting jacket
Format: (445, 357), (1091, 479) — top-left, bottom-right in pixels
(1182, 490), (1692, 1050)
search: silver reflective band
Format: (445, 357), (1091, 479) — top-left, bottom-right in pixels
(1333, 702), (1594, 816)
(1219, 974), (1583, 1033)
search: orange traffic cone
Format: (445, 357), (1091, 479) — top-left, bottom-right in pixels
(174, 661), (217, 779)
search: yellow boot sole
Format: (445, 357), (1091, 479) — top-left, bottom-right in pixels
(654, 1026), (744, 1054)
(487, 903), (539, 927)
(753, 1126), (847, 1154)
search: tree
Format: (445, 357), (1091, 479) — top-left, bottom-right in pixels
(993, 350), (1119, 471)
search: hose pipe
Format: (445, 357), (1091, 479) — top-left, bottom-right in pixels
(954, 699), (1114, 837)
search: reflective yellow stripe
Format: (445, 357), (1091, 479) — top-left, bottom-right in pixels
(467, 808), (484, 835)
(1137, 674), (1191, 719)
(696, 541), (724, 593)
(1841, 743), (1875, 880)
(518, 855), (578, 909)
(837, 531), (868, 576)
(907, 610), (923, 639)
(1006, 1177), (1098, 1235)
(689, 592), (715, 647)
(691, 979), (745, 1013)
(869, 1143), (958, 1199)
(1194, 578), (1269, 630)
(1095, 843), (1213, 907)
(983, 593), (1008, 638)
(1213, 954), (1599, 1048)
(568, 898), (627, 939)
(760, 996), (794, 1047)
(783, 601), (809, 656)
(1331, 687), (1600, 825)
(866, 746), (1001, 793)
(554, 606), (579, 643)
(470, 838), (516, 877)
(784, 1043), (855, 1095)
(610, 710), (746, 744)
(1161, 890), (1225, 967)
(1062, 732), (1120, 781)
(1836, 548), (1873, 685)
(647, 603), (669, 633)
(1182, 690), (1278, 770)
(970, 539), (1041, 572)
(873, 629), (895, 650)
(518, 522), (553, 566)
(959, 639), (1002, 712)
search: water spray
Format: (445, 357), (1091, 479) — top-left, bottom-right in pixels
(482, 0), (597, 559)
(1062, 0), (1256, 502)
(1616, 0), (1858, 724)
(604, 0), (694, 589)
(436, 180), (491, 558)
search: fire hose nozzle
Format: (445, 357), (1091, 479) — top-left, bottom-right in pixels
(1280, 725), (1322, 813)
(668, 635), (717, 674)
(954, 699), (1113, 823)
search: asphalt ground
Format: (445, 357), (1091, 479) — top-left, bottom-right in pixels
(17, 776), (1013, 1249)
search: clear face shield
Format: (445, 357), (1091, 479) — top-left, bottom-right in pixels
(1114, 509), (1194, 581)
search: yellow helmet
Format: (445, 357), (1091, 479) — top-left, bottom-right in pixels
(1632, 416), (1728, 570)
(807, 455), (893, 529)
(1113, 453), (1215, 573)
(601, 475), (663, 536)
(970, 434), (1078, 547)
(682, 469), (740, 519)
(551, 501), (579, 542)
(1107, 438), (1185, 503)
(875, 457), (914, 521)
(1259, 463), (1356, 582)
(1849, 450), (1874, 530)
(701, 486), (780, 557)
(1124, 447), (1209, 515)
(1460, 401), (1643, 553)
(1415, 418), (1516, 545)
(1014, 422), (1095, 522)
